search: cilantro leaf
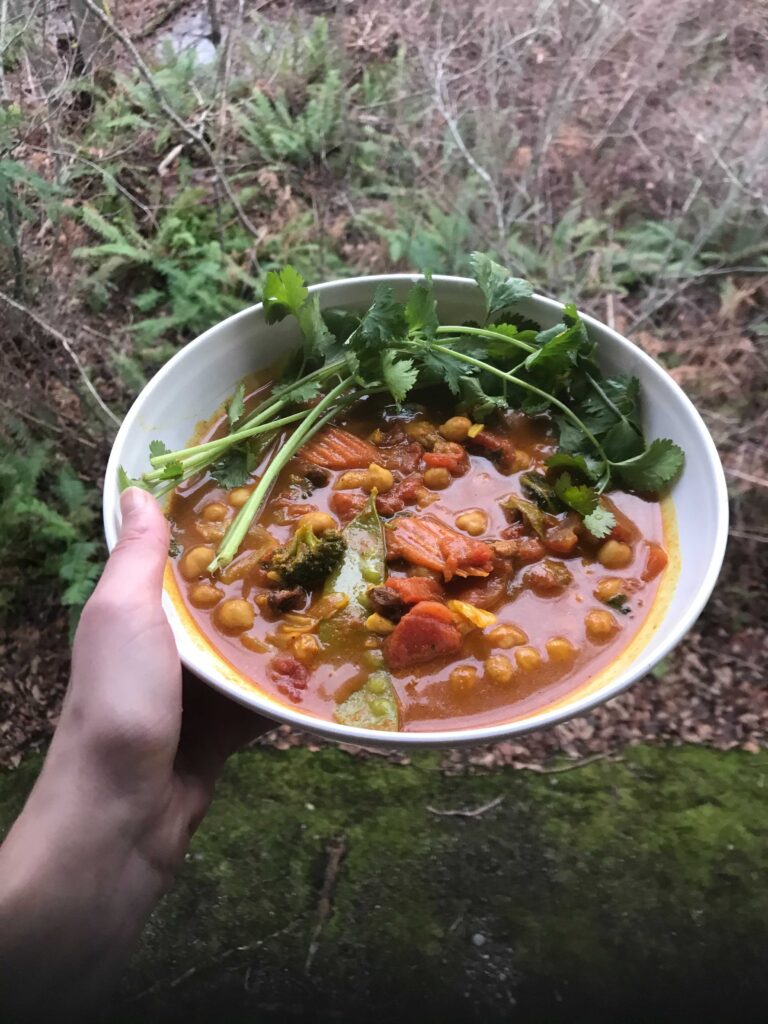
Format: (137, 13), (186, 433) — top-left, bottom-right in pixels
(118, 466), (133, 492)
(227, 382), (245, 428)
(602, 419), (644, 462)
(381, 352), (419, 404)
(469, 252), (533, 322)
(421, 350), (465, 395)
(405, 275), (438, 338)
(457, 376), (507, 420)
(272, 377), (321, 404)
(210, 448), (252, 488)
(545, 452), (601, 483)
(298, 294), (336, 357)
(262, 266), (308, 324)
(149, 439), (169, 458)
(583, 505), (616, 539)
(524, 318), (588, 385)
(553, 472), (598, 516)
(160, 460), (183, 480)
(612, 439), (685, 492)
(353, 285), (407, 350)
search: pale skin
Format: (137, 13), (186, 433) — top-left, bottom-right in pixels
(0, 488), (268, 1020)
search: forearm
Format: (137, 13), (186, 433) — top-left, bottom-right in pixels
(0, 755), (180, 1020)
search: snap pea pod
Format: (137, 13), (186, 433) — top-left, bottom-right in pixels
(334, 670), (399, 731)
(320, 493), (385, 640)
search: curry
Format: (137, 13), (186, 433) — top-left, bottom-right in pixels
(167, 383), (669, 732)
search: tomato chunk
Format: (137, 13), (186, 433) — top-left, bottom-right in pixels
(384, 601), (462, 670)
(330, 490), (367, 521)
(641, 542), (668, 582)
(269, 655), (309, 704)
(387, 514), (494, 581)
(469, 429), (519, 472)
(376, 473), (424, 517)
(385, 575), (444, 605)
(300, 426), (378, 469)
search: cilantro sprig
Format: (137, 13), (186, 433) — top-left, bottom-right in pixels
(124, 255), (685, 568)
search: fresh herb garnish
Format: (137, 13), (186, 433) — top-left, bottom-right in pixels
(133, 254), (685, 570)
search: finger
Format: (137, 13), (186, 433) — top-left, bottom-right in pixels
(95, 488), (170, 603)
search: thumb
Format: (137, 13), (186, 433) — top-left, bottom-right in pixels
(99, 487), (170, 600)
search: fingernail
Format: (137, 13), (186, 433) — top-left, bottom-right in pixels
(121, 486), (150, 517)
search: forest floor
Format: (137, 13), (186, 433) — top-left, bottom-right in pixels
(4, 743), (768, 1022)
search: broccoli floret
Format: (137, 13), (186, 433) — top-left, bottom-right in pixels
(268, 523), (346, 588)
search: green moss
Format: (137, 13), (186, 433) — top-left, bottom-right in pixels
(1, 745), (767, 1021)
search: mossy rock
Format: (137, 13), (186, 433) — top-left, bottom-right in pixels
(2, 745), (767, 1022)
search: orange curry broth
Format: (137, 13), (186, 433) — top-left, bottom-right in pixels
(167, 378), (667, 732)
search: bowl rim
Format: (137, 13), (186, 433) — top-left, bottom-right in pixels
(103, 272), (729, 748)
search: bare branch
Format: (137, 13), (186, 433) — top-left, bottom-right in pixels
(0, 288), (121, 428)
(78, 0), (263, 240)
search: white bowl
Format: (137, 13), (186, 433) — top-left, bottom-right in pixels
(103, 274), (728, 747)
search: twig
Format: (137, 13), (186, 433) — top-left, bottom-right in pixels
(726, 466), (768, 490)
(305, 835), (347, 975)
(521, 753), (613, 775)
(79, 0), (262, 240)
(0, 289), (120, 428)
(432, 56), (506, 244)
(427, 795), (504, 818)
(130, 920), (300, 1001)
(133, 0), (191, 42)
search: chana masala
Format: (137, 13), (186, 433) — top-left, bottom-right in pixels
(167, 381), (670, 732)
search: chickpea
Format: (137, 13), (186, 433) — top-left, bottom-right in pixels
(404, 420), (439, 449)
(229, 487), (252, 508)
(515, 646), (542, 672)
(365, 463), (394, 494)
(293, 633), (322, 665)
(415, 487), (439, 509)
(455, 510), (488, 536)
(215, 598), (254, 633)
(485, 654), (515, 685)
(449, 664), (479, 692)
(585, 608), (620, 642)
(369, 428), (384, 445)
(365, 613), (395, 634)
(546, 636), (577, 662)
(189, 583), (223, 609)
(488, 624), (528, 649)
(598, 539), (633, 570)
(180, 545), (215, 580)
(439, 415), (472, 442)
(335, 469), (369, 490)
(423, 467), (451, 490)
(297, 510), (337, 535)
(594, 577), (624, 603)
(194, 520), (226, 543)
(511, 450), (532, 472)
(201, 501), (227, 522)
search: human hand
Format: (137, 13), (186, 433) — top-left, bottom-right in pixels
(0, 488), (270, 1019)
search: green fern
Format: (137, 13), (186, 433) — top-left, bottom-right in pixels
(0, 425), (102, 634)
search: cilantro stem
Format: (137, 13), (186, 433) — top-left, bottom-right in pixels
(147, 409), (307, 471)
(431, 343), (609, 466)
(208, 376), (355, 572)
(436, 325), (536, 355)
